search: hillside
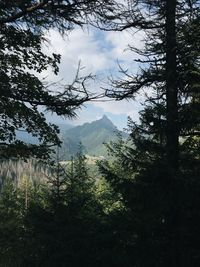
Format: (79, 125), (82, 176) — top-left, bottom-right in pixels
(60, 115), (125, 159)
(15, 116), (126, 159)
(16, 122), (73, 144)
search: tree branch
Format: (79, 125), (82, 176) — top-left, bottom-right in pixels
(0, 0), (50, 25)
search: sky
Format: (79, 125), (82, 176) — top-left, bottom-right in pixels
(41, 27), (144, 130)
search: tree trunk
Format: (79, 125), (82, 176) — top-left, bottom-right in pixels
(166, 1), (181, 266)
(166, 0), (179, 171)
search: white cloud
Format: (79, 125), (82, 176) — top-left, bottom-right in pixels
(94, 99), (141, 121)
(42, 27), (144, 80)
(39, 26), (144, 124)
(42, 28), (114, 82)
(105, 31), (138, 60)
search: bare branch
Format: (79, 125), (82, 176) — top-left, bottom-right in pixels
(0, 0), (49, 24)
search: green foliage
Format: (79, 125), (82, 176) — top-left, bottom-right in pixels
(0, 1), (118, 159)
(15, 149), (104, 266)
(98, 1), (200, 266)
(0, 148), (133, 267)
(0, 179), (25, 266)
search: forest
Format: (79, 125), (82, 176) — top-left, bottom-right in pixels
(0, 0), (200, 266)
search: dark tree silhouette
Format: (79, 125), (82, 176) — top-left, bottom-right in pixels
(0, 0), (118, 159)
(99, 0), (200, 266)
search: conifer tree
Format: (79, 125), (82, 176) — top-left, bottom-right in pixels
(100, 0), (200, 265)
(0, 179), (25, 266)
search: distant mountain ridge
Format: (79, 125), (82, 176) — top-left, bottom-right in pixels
(16, 116), (127, 159)
(16, 122), (73, 144)
(60, 115), (125, 159)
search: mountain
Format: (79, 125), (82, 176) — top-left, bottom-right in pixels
(16, 122), (73, 144)
(60, 115), (124, 159)
(15, 116), (126, 159)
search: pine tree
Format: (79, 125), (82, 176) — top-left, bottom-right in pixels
(100, 1), (200, 265)
(0, 179), (26, 266)
(21, 146), (103, 266)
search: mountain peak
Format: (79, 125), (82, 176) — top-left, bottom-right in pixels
(101, 115), (110, 121)
(61, 115), (126, 159)
(97, 115), (116, 129)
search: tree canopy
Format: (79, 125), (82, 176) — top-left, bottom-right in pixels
(99, 0), (200, 265)
(0, 0), (118, 159)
